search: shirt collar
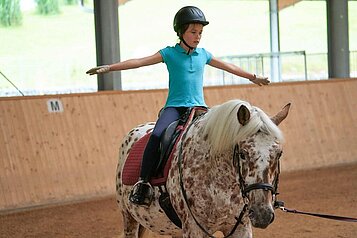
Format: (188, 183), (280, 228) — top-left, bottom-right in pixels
(175, 43), (198, 55)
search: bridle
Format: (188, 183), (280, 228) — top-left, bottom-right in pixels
(177, 121), (282, 237)
(233, 144), (357, 224)
(233, 144), (282, 205)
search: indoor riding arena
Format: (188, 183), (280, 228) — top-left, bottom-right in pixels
(1, 0), (357, 237)
(1, 79), (356, 238)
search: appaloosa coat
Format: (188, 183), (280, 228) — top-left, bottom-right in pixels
(116, 99), (290, 238)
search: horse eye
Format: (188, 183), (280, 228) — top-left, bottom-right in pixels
(239, 151), (247, 160)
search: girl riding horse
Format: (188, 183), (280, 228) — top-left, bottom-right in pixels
(86, 6), (269, 206)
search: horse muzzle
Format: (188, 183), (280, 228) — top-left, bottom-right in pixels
(248, 204), (275, 229)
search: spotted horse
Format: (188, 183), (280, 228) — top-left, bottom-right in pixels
(116, 99), (291, 238)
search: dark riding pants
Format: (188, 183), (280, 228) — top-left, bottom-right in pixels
(140, 107), (188, 181)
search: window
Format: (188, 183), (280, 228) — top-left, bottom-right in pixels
(0, 1), (96, 96)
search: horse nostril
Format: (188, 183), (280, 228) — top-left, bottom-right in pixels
(270, 212), (275, 224)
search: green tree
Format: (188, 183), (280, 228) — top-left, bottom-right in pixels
(64, 0), (77, 5)
(0, 0), (22, 27)
(36, 0), (60, 15)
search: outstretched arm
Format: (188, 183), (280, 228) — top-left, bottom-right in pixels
(208, 56), (270, 86)
(86, 52), (163, 75)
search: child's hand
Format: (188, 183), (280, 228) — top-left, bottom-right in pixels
(86, 65), (110, 75)
(251, 75), (270, 86)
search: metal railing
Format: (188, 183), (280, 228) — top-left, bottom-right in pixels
(205, 50), (356, 86)
(205, 51), (309, 85)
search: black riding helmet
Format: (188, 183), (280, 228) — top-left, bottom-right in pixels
(173, 6), (209, 38)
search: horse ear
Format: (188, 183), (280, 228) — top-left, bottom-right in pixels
(237, 105), (250, 126)
(271, 103), (291, 125)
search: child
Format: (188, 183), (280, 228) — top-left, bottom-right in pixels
(86, 6), (269, 206)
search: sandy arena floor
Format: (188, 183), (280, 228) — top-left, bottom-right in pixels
(1, 163), (356, 238)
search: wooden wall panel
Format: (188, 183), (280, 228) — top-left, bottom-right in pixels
(0, 79), (356, 211)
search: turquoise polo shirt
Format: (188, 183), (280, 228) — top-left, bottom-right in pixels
(159, 44), (212, 108)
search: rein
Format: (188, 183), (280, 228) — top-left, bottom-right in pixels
(177, 118), (254, 237)
(277, 204), (357, 222)
(177, 121), (356, 238)
(178, 117), (280, 238)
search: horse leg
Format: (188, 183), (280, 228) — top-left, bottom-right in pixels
(121, 208), (141, 238)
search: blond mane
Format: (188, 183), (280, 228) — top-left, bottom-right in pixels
(202, 100), (284, 154)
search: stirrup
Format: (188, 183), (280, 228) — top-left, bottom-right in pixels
(129, 180), (154, 207)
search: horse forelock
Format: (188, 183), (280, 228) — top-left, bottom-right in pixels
(253, 107), (284, 142)
(202, 100), (284, 154)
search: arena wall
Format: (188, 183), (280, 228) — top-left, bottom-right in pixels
(0, 79), (356, 212)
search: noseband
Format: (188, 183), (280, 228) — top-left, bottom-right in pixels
(233, 144), (281, 200)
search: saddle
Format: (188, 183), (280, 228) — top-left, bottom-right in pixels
(122, 106), (207, 186)
(122, 107), (207, 228)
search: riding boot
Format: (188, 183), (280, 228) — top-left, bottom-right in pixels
(129, 178), (154, 206)
(129, 125), (161, 206)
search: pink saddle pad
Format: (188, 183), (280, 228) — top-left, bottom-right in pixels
(121, 132), (174, 186)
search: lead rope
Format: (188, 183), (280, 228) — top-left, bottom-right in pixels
(270, 155), (357, 222)
(277, 205), (357, 222)
(178, 120), (248, 238)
